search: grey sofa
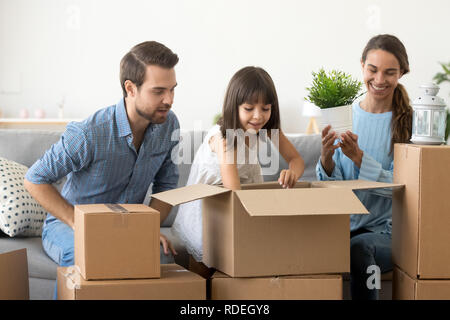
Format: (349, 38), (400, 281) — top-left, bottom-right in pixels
(0, 128), (331, 299)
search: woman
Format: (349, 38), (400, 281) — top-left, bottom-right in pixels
(316, 34), (413, 300)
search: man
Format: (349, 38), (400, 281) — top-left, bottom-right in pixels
(24, 41), (180, 271)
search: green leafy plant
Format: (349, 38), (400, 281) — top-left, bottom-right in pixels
(305, 68), (363, 109)
(213, 112), (221, 125)
(433, 62), (450, 140)
(433, 62), (450, 85)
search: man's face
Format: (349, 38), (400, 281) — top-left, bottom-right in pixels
(133, 65), (177, 124)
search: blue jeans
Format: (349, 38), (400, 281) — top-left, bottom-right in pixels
(350, 229), (392, 300)
(42, 218), (175, 299)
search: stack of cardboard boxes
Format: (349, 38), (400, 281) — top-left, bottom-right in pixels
(393, 144), (450, 300)
(57, 204), (206, 300)
(56, 178), (405, 300)
(151, 180), (401, 300)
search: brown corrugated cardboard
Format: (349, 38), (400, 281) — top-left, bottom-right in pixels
(393, 266), (450, 300)
(211, 271), (343, 300)
(74, 204), (160, 280)
(0, 248), (29, 300)
(57, 264), (206, 300)
(393, 144), (450, 279)
(151, 180), (402, 277)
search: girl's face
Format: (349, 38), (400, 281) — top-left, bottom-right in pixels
(361, 49), (403, 102)
(238, 100), (271, 133)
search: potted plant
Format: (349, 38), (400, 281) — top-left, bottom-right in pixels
(305, 68), (363, 134)
(433, 62), (450, 142)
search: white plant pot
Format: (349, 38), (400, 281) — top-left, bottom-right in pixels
(319, 105), (353, 135)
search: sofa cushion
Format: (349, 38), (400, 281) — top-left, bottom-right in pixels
(0, 236), (57, 280)
(0, 157), (47, 237)
(261, 133), (322, 182)
(0, 129), (67, 193)
(0, 129), (63, 168)
(0, 129), (205, 228)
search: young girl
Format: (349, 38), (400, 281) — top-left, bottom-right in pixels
(316, 34), (413, 300)
(173, 66), (305, 271)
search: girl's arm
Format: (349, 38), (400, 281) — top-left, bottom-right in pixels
(210, 134), (241, 190)
(277, 130), (305, 188)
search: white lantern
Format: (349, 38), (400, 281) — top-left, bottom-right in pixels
(411, 83), (447, 145)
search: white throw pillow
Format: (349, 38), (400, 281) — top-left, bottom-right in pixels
(0, 157), (47, 237)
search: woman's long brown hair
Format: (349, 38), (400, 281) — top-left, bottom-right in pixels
(361, 34), (413, 153)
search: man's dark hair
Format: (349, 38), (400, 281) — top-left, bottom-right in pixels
(120, 41), (179, 97)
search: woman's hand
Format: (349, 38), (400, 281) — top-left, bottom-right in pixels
(320, 125), (339, 175)
(340, 131), (364, 168)
(278, 169), (300, 189)
(160, 234), (177, 256)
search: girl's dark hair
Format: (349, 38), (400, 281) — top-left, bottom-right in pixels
(362, 34), (413, 153)
(120, 41), (179, 97)
(217, 66), (281, 138)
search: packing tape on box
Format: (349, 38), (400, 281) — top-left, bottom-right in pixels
(105, 204), (129, 228)
(162, 269), (190, 274)
(105, 204), (129, 213)
(64, 266), (81, 290)
(269, 277), (281, 288)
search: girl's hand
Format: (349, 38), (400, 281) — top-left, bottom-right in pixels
(278, 169), (299, 189)
(208, 133), (224, 154)
(160, 234), (177, 256)
(340, 131), (363, 168)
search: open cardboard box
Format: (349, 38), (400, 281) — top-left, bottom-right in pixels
(151, 180), (403, 277)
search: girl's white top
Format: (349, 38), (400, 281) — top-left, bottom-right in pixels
(172, 125), (264, 262)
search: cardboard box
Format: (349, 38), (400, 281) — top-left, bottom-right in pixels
(151, 180), (402, 277)
(393, 266), (450, 300)
(57, 264), (206, 300)
(211, 271), (342, 300)
(0, 248), (29, 300)
(74, 204), (160, 280)
(393, 144), (450, 280)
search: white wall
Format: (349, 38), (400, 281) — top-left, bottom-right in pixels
(1, 0), (449, 132)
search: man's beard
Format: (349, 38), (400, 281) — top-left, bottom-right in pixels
(135, 102), (171, 124)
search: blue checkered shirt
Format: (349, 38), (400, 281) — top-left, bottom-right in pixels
(25, 98), (180, 225)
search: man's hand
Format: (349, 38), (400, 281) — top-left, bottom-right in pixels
(160, 234), (177, 256)
(23, 179), (75, 229)
(340, 131), (363, 168)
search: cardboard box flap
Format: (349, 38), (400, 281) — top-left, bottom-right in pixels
(311, 180), (404, 190)
(76, 203), (158, 214)
(151, 184), (230, 206)
(234, 188), (369, 217)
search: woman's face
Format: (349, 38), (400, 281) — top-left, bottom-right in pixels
(361, 49), (403, 102)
